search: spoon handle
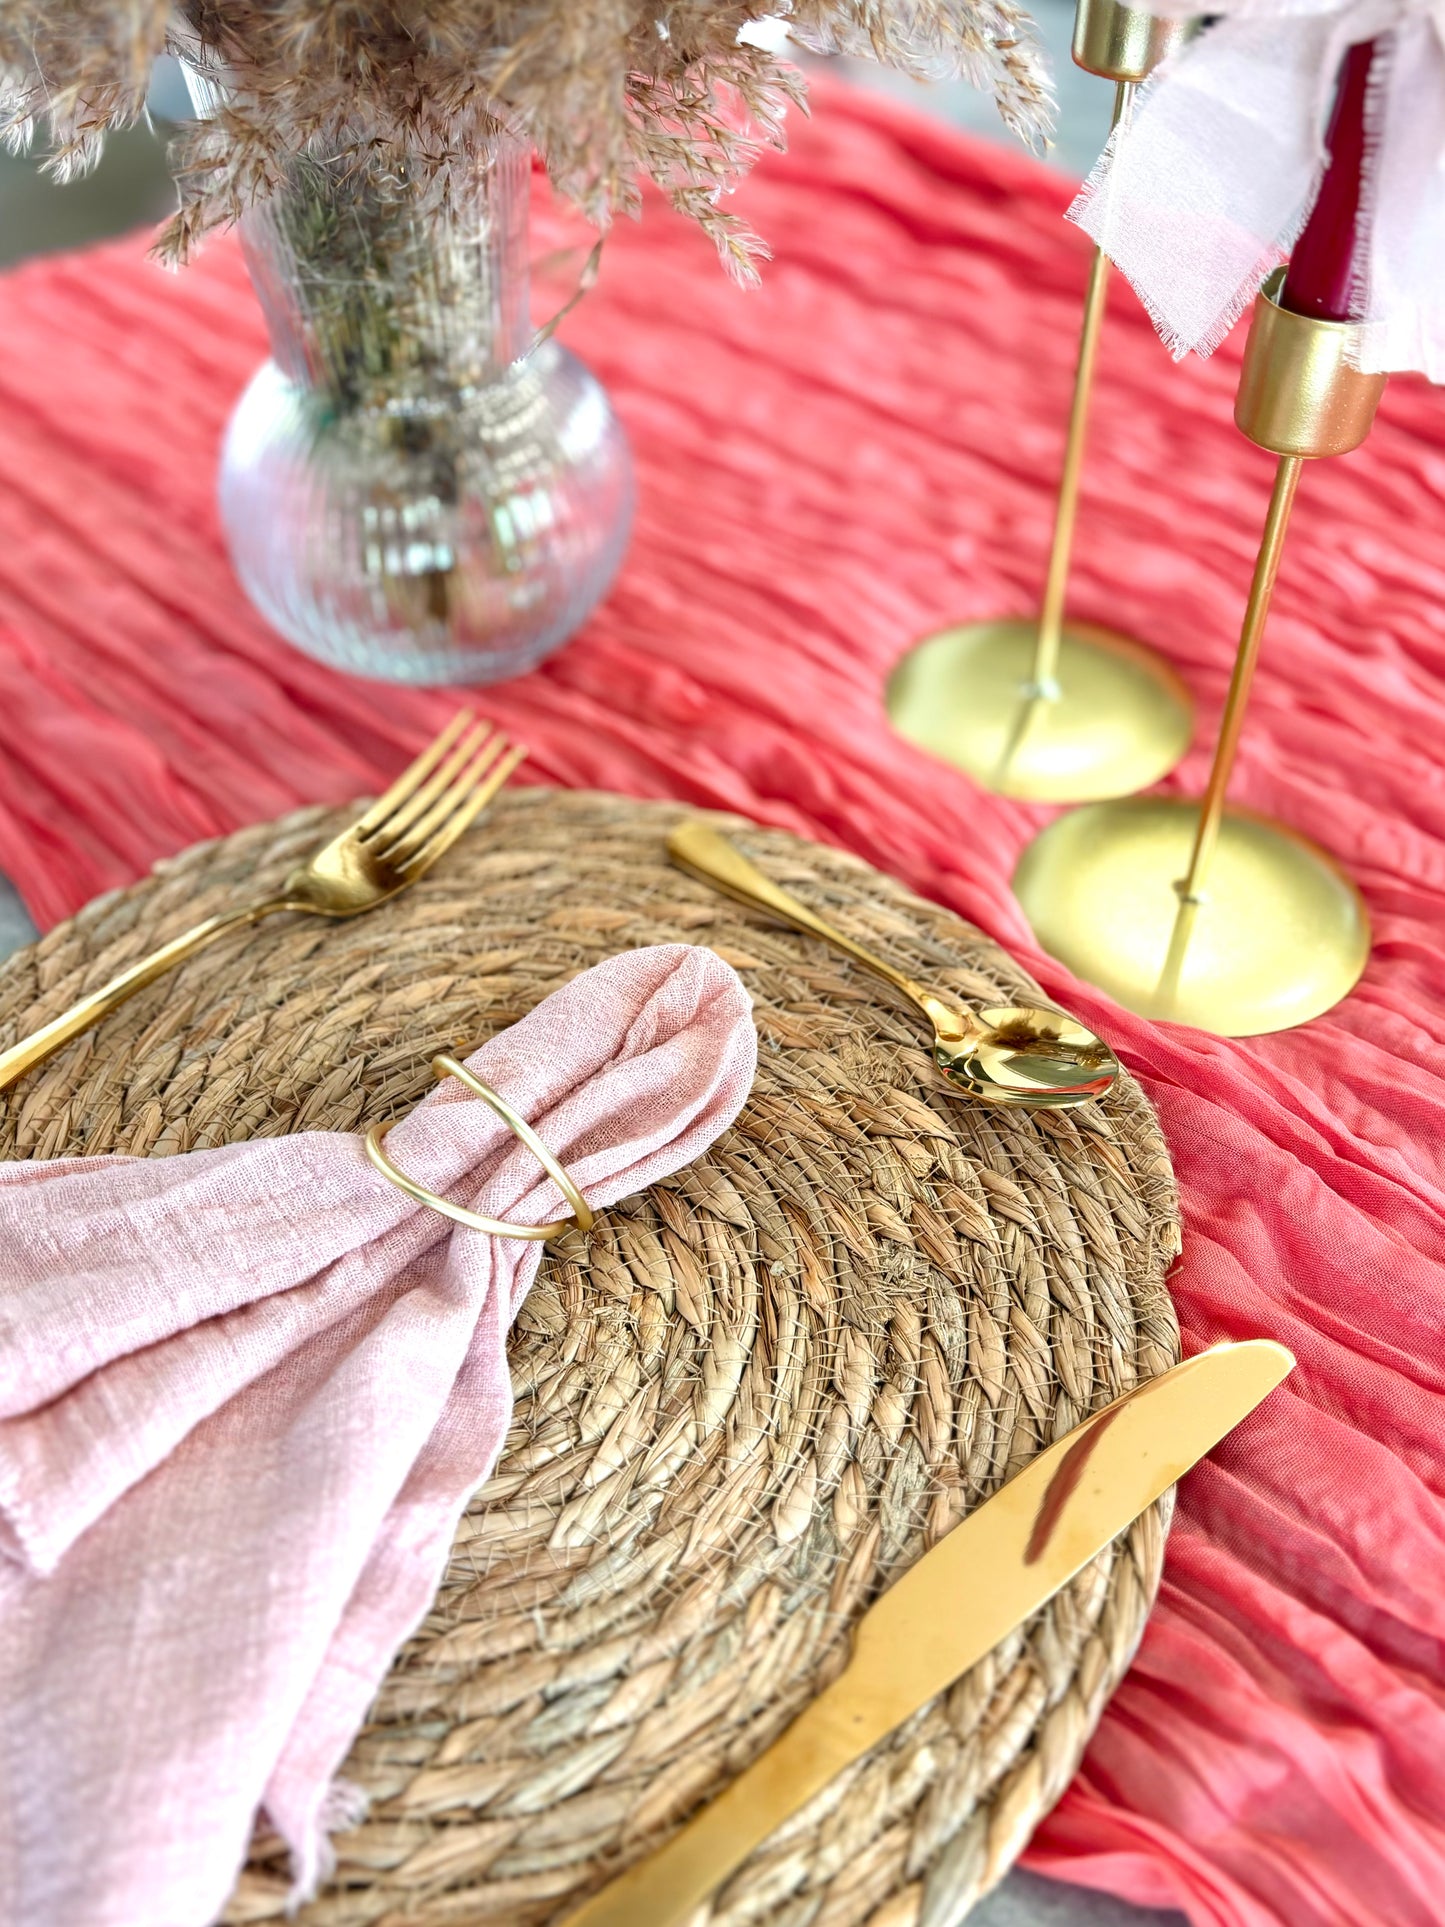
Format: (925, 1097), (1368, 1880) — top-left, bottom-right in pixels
(668, 821), (946, 1022)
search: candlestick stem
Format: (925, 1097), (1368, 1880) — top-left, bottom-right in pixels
(1029, 80), (1135, 698)
(1012, 264), (1374, 1038)
(1176, 454), (1302, 908)
(887, 58), (1190, 807)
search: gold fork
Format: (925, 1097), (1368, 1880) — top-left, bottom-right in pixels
(0, 712), (525, 1094)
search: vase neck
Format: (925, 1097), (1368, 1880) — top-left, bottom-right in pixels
(241, 135), (533, 411)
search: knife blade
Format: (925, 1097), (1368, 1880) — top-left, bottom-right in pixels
(553, 1339), (1293, 1927)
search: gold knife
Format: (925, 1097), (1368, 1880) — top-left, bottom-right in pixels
(554, 1340), (1293, 1927)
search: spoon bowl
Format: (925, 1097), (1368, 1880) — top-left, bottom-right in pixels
(939, 1005), (1118, 1107)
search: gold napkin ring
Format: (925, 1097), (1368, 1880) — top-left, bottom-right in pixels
(364, 1054), (594, 1242)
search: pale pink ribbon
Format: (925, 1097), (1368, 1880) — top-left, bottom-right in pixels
(0, 942), (757, 1927)
(1069, 0), (1445, 378)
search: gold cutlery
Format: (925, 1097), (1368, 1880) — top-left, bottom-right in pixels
(668, 820), (1118, 1108)
(557, 1339), (1294, 1927)
(0, 712), (525, 1093)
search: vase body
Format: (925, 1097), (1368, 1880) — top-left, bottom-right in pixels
(220, 137), (633, 685)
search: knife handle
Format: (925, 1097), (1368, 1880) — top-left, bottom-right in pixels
(556, 1672), (877, 1927)
(553, 1341), (1296, 1927)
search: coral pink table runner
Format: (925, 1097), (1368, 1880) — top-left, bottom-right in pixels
(1, 74), (1443, 1927)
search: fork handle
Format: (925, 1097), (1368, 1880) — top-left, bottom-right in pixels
(0, 897), (293, 1095)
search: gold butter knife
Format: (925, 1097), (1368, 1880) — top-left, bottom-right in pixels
(555, 1340), (1293, 1927)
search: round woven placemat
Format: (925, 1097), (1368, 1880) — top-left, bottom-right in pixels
(0, 788), (1181, 1927)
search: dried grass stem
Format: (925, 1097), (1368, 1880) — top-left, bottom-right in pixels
(0, 2), (1054, 278)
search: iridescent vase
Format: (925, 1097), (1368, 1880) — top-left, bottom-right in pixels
(219, 136), (633, 685)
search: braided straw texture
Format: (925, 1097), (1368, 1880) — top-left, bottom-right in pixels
(0, 789), (1181, 1927)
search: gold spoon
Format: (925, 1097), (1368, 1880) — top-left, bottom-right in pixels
(667, 821), (1117, 1109)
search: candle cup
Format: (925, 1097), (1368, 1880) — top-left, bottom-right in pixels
(1012, 273), (1381, 1036)
(1072, 0), (1192, 82)
(886, 0), (1197, 805)
(1236, 269), (1387, 459)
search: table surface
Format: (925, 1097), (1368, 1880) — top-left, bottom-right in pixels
(4, 14), (1443, 1927)
(0, 28), (1176, 1918)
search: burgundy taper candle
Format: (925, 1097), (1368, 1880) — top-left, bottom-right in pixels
(1281, 38), (1379, 322)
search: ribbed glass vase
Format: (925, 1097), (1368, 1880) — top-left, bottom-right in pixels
(219, 136), (633, 685)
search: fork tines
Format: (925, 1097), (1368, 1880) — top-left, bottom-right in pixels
(361, 713), (526, 876)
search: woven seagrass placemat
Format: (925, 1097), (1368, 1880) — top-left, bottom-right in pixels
(0, 788), (1181, 1927)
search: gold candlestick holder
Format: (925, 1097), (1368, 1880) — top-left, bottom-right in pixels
(1014, 268), (1384, 1035)
(886, 0), (1196, 802)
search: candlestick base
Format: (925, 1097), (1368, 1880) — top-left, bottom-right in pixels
(886, 618), (1193, 803)
(1014, 797), (1369, 1036)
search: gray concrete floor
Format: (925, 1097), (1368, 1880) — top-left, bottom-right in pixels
(978, 1874), (1179, 1927)
(0, 887), (36, 957)
(0, 14), (1183, 1926)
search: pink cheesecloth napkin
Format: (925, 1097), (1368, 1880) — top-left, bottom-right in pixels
(0, 941), (757, 1927)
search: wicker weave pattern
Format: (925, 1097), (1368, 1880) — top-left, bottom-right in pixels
(0, 791), (1180, 1927)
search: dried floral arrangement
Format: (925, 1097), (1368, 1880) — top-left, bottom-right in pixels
(0, 2), (1053, 279)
